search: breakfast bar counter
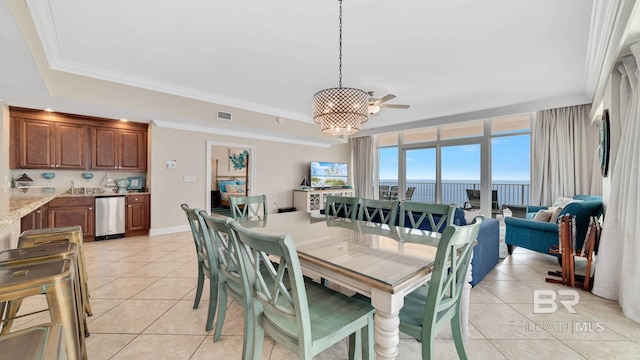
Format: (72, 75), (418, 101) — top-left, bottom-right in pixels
(0, 187), (69, 250)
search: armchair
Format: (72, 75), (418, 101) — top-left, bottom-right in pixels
(505, 195), (602, 256)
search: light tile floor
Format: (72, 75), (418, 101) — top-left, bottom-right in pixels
(12, 232), (640, 359)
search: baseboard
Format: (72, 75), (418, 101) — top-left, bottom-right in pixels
(149, 224), (190, 236)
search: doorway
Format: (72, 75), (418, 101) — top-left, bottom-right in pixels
(206, 141), (255, 215)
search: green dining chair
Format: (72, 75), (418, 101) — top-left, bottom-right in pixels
(227, 221), (375, 360)
(230, 195), (268, 218)
(198, 211), (253, 359)
(358, 198), (400, 225)
(180, 204), (218, 332)
(399, 215), (484, 360)
(400, 201), (455, 232)
(324, 195), (359, 220)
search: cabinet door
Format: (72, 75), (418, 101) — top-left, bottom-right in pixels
(56, 123), (87, 169)
(126, 194), (149, 236)
(119, 129), (146, 171)
(16, 118), (55, 168)
(47, 197), (95, 241)
(20, 205), (47, 231)
(91, 127), (118, 170)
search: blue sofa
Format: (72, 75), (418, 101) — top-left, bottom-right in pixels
(324, 206), (499, 286)
(504, 195), (603, 256)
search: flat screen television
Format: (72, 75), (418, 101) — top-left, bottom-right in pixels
(310, 161), (348, 188)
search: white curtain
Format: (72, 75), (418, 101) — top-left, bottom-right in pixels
(593, 44), (640, 323)
(350, 136), (375, 199)
(530, 104), (601, 205)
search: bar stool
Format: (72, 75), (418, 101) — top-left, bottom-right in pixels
(0, 323), (65, 360)
(19, 226), (92, 316)
(0, 259), (81, 360)
(0, 242), (89, 341)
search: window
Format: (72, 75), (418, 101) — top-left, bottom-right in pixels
(376, 113), (531, 214)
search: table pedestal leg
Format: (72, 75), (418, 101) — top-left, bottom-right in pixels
(371, 289), (403, 360)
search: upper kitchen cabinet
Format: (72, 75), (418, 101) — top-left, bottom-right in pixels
(91, 127), (146, 171)
(10, 107), (147, 171)
(14, 117), (88, 169)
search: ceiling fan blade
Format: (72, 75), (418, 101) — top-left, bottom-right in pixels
(376, 94), (397, 104)
(380, 104), (410, 109)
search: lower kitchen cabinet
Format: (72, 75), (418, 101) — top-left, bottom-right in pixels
(126, 194), (150, 236)
(47, 196), (95, 241)
(20, 204), (47, 231)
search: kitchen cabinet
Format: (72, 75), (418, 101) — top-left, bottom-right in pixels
(126, 194), (150, 236)
(20, 204), (48, 231)
(14, 117), (87, 169)
(47, 196), (95, 241)
(9, 107), (147, 171)
(91, 127), (146, 171)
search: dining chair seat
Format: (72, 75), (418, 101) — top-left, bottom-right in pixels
(228, 220), (375, 360)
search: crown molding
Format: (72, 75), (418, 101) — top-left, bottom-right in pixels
(151, 120), (341, 148)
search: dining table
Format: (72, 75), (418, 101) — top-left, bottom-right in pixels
(237, 211), (472, 360)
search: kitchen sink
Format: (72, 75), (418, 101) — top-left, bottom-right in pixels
(67, 187), (105, 196)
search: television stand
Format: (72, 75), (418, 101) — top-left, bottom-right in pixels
(293, 188), (355, 213)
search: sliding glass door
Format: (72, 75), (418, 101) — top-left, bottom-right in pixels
(441, 144), (481, 207)
(404, 148), (436, 202)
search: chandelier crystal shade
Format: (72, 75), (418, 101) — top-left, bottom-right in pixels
(313, 87), (369, 136)
(312, 0), (369, 136)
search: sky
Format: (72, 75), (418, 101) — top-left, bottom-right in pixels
(379, 134), (530, 182)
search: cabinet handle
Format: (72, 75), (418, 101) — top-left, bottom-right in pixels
(89, 208), (92, 210)
(128, 205), (131, 207)
(36, 210), (41, 213)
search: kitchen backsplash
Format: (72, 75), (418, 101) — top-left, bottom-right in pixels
(10, 170), (146, 190)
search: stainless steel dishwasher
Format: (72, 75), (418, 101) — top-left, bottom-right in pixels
(95, 195), (126, 240)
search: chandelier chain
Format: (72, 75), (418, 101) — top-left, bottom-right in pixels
(338, 0), (343, 88)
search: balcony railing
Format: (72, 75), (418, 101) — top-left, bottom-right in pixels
(379, 181), (530, 208)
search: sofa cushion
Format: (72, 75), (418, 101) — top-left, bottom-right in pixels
(533, 209), (553, 222)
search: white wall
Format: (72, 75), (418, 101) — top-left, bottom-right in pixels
(149, 124), (350, 235)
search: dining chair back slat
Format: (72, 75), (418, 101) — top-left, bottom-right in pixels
(324, 195), (359, 220)
(358, 198), (400, 225)
(400, 202), (455, 232)
(230, 195), (268, 218)
(228, 221), (375, 360)
(398, 215), (484, 360)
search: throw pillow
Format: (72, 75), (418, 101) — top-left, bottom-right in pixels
(552, 196), (574, 208)
(225, 184), (246, 194)
(548, 206), (562, 223)
(533, 209), (553, 222)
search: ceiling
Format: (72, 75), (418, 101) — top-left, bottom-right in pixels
(0, 0), (633, 146)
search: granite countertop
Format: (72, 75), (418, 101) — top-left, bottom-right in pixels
(0, 187), (152, 231)
(0, 187), (69, 230)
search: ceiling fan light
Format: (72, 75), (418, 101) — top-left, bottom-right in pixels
(368, 104), (381, 115)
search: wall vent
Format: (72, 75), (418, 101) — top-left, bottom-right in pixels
(217, 111), (232, 121)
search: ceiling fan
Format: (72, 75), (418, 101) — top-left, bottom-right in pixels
(368, 92), (410, 115)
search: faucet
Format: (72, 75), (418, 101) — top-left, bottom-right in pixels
(70, 180), (74, 193)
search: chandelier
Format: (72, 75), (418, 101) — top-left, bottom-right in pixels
(312, 0), (369, 136)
